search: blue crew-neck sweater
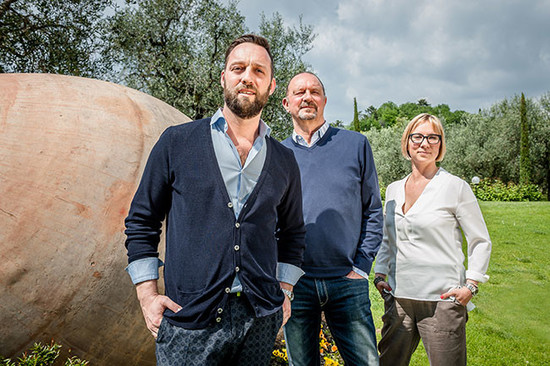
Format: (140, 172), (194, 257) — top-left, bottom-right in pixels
(282, 126), (383, 278)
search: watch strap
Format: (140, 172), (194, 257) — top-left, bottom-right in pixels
(281, 288), (294, 301)
(465, 283), (478, 296)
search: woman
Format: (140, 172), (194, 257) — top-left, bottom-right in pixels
(374, 113), (491, 366)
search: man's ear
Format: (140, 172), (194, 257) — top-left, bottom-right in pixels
(282, 96), (289, 112)
(268, 78), (276, 96)
(220, 71), (225, 88)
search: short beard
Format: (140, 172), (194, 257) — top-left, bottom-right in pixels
(297, 103), (317, 120)
(298, 109), (317, 120)
(224, 82), (270, 119)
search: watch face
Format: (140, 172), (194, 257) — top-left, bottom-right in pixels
(282, 289), (294, 301)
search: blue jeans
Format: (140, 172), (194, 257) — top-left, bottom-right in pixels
(284, 276), (379, 366)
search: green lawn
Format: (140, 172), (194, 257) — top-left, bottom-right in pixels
(369, 201), (550, 365)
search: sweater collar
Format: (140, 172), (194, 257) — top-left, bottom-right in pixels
(291, 120), (330, 147)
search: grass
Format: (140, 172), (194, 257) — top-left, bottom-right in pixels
(369, 201), (550, 365)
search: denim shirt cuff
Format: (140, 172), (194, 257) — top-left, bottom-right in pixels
(352, 266), (370, 280)
(125, 257), (164, 285)
(277, 262), (305, 286)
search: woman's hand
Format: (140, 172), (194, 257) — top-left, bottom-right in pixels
(374, 273), (392, 296)
(440, 286), (473, 306)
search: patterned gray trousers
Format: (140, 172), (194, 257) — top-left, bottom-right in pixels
(156, 295), (283, 366)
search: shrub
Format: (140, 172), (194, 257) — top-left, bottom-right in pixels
(380, 185), (386, 201)
(0, 341), (89, 366)
(470, 178), (543, 201)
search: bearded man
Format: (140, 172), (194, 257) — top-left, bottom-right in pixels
(281, 72), (383, 366)
(124, 34), (306, 366)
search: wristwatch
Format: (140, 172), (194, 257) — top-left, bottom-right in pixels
(281, 288), (294, 301)
(465, 283), (478, 296)
(373, 276), (385, 287)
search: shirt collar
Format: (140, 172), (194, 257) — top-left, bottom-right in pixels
(211, 108), (271, 138)
(292, 120), (330, 147)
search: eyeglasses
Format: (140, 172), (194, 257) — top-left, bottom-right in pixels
(409, 133), (441, 145)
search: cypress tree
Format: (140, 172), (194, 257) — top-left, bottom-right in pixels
(519, 93), (531, 185)
(353, 97), (360, 132)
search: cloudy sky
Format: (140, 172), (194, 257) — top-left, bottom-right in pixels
(236, 0), (550, 123)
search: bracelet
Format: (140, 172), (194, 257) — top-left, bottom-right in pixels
(373, 276), (385, 286)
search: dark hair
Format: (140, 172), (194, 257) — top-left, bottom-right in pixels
(224, 34), (274, 77)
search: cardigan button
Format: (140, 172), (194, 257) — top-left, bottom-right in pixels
(235, 222), (240, 228)
(235, 266), (240, 272)
(234, 245), (240, 251)
(227, 202), (233, 208)
(225, 287), (231, 293)
(217, 308), (223, 314)
(216, 317), (222, 323)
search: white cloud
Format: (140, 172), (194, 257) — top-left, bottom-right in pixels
(236, 0), (550, 122)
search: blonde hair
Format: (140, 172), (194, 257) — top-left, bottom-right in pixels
(401, 113), (446, 162)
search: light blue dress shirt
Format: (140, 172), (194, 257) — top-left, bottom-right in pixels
(291, 120), (330, 147)
(126, 109), (304, 289)
(292, 120), (369, 280)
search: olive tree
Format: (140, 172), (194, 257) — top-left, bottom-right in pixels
(0, 0), (112, 76)
(106, 1), (315, 138)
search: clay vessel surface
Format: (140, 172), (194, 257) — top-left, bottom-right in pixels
(0, 73), (190, 364)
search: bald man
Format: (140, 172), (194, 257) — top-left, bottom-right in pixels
(281, 72), (382, 366)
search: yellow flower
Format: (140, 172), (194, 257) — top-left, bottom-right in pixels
(324, 357), (340, 365)
(272, 349), (287, 360)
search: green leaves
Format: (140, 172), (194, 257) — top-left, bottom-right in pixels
(0, 341), (89, 366)
(470, 178), (542, 201)
(0, 0), (112, 76)
(2, 0), (314, 138)
(366, 94), (550, 198)
(257, 12), (315, 140)
(105, 1), (314, 135)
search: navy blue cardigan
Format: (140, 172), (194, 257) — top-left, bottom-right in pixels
(124, 119), (306, 329)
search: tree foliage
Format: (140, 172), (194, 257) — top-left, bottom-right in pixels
(352, 97), (360, 131)
(105, 0), (247, 121)
(532, 92), (550, 199)
(1, 0), (314, 139)
(366, 94), (550, 198)
(519, 92), (531, 184)
(105, 1), (314, 138)
(443, 95), (548, 195)
(356, 99), (466, 131)
(365, 121), (410, 188)
(257, 12), (314, 140)
(0, 0), (112, 76)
